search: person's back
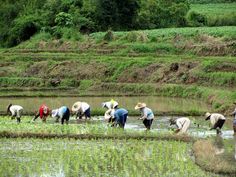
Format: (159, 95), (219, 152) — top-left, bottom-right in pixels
(10, 105), (23, 114)
(81, 102), (90, 112)
(58, 106), (68, 118)
(114, 108), (128, 117)
(176, 117), (190, 133)
(114, 108), (128, 128)
(210, 113), (225, 126)
(142, 107), (154, 120)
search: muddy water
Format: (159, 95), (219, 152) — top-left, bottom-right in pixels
(68, 116), (235, 139)
(0, 96), (211, 113)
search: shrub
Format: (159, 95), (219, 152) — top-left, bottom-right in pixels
(7, 15), (41, 47)
(187, 11), (207, 27)
(103, 30), (114, 41)
(55, 12), (73, 27)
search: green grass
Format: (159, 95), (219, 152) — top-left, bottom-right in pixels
(191, 3), (236, 17)
(0, 138), (214, 177)
(190, 3), (236, 26)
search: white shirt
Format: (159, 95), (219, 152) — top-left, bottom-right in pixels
(209, 113), (226, 126)
(103, 101), (118, 109)
(10, 105), (23, 115)
(176, 117), (190, 129)
(104, 109), (115, 120)
(81, 102), (90, 112)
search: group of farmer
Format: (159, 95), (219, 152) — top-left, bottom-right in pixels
(6, 100), (236, 135)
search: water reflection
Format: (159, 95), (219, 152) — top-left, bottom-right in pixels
(213, 135), (225, 155)
(0, 96), (211, 113)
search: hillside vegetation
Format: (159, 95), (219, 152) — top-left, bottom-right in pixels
(1, 26), (236, 113)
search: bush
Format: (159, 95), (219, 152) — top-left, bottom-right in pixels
(103, 30), (114, 41)
(6, 15), (41, 47)
(55, 12), (73, 27)
(187, 11), (207, 27)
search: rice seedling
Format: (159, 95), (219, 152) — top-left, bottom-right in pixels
(0, 138), (216, 176)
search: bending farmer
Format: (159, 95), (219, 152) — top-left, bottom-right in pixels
(32, 104), (50, 122)
(102, 99), (118, 109)
(231, 101), (236, 134)
(51, 106), (70, 124)
(7, 104), (23, 123)
(72, 101), (91, 119)
(102, 99), (118, 123)
(135, 103), (154, 130)
(114, 105), (128, 129)
(170, 117), (191, 134)
(205, 112), (226, 135)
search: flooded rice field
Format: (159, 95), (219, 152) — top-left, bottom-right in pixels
(0, 96), (211, 113)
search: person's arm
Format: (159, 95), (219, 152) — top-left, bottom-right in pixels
(32, 111), (40, 121)
(140, 109), (147, 120)
(175, 121), (182, 133)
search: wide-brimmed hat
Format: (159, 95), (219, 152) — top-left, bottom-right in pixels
(110, 99), (118, 109)
(134, 103), (146, 110)
(169, 118), (177, 125)
(51, 109), (58, 118)
(205, 112), (211, 118)
(72, 102), (81, 112)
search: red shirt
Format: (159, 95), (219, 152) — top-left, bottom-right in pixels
(39, 104), (49, 118)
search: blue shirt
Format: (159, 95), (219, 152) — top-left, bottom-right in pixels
(114, 108), (128, 120)
(58, 106), (68, 118)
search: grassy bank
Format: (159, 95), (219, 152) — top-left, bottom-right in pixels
(193, 139), (236, 175)
(190, 3), (236, 26)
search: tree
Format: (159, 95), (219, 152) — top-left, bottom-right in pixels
(95, 0), (140, 31)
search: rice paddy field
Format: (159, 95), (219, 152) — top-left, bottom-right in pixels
(0, 115), (235, 176)
(0, 138), (213, 177)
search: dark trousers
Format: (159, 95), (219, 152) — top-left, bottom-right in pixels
(233, 119), (236, 134)
(117, 113), (128, 128)
(61, 108), (70, 125)
(213, 119), (225, 129)
(84, 108), (91, 119)
(143, 119), (153, 130)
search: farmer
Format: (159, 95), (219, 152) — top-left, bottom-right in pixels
(102, 99), (118, 109)
(72, 101), (91, 119)
(169, 117), (191, 134)
(205, 112), (226, 135)
(102, 99), (118, 123)
(113, 105), (128, 129)
(32, 104), (50, 122)
(51, 106), (70, 124)
(231, 101), (236, 134)
(135, 102), (154, 130)
(7, 104), (23, 123)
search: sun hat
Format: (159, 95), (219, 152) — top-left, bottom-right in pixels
(110, 99), (118, 109)
(169, 118), (177, 125)
(134, 103), (146, 110)
(51, 109), (59, 118)
(72, 102), (81, 112)
(205, 112), (211, 118)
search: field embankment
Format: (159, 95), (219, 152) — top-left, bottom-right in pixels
(193, 139), (236, 175)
